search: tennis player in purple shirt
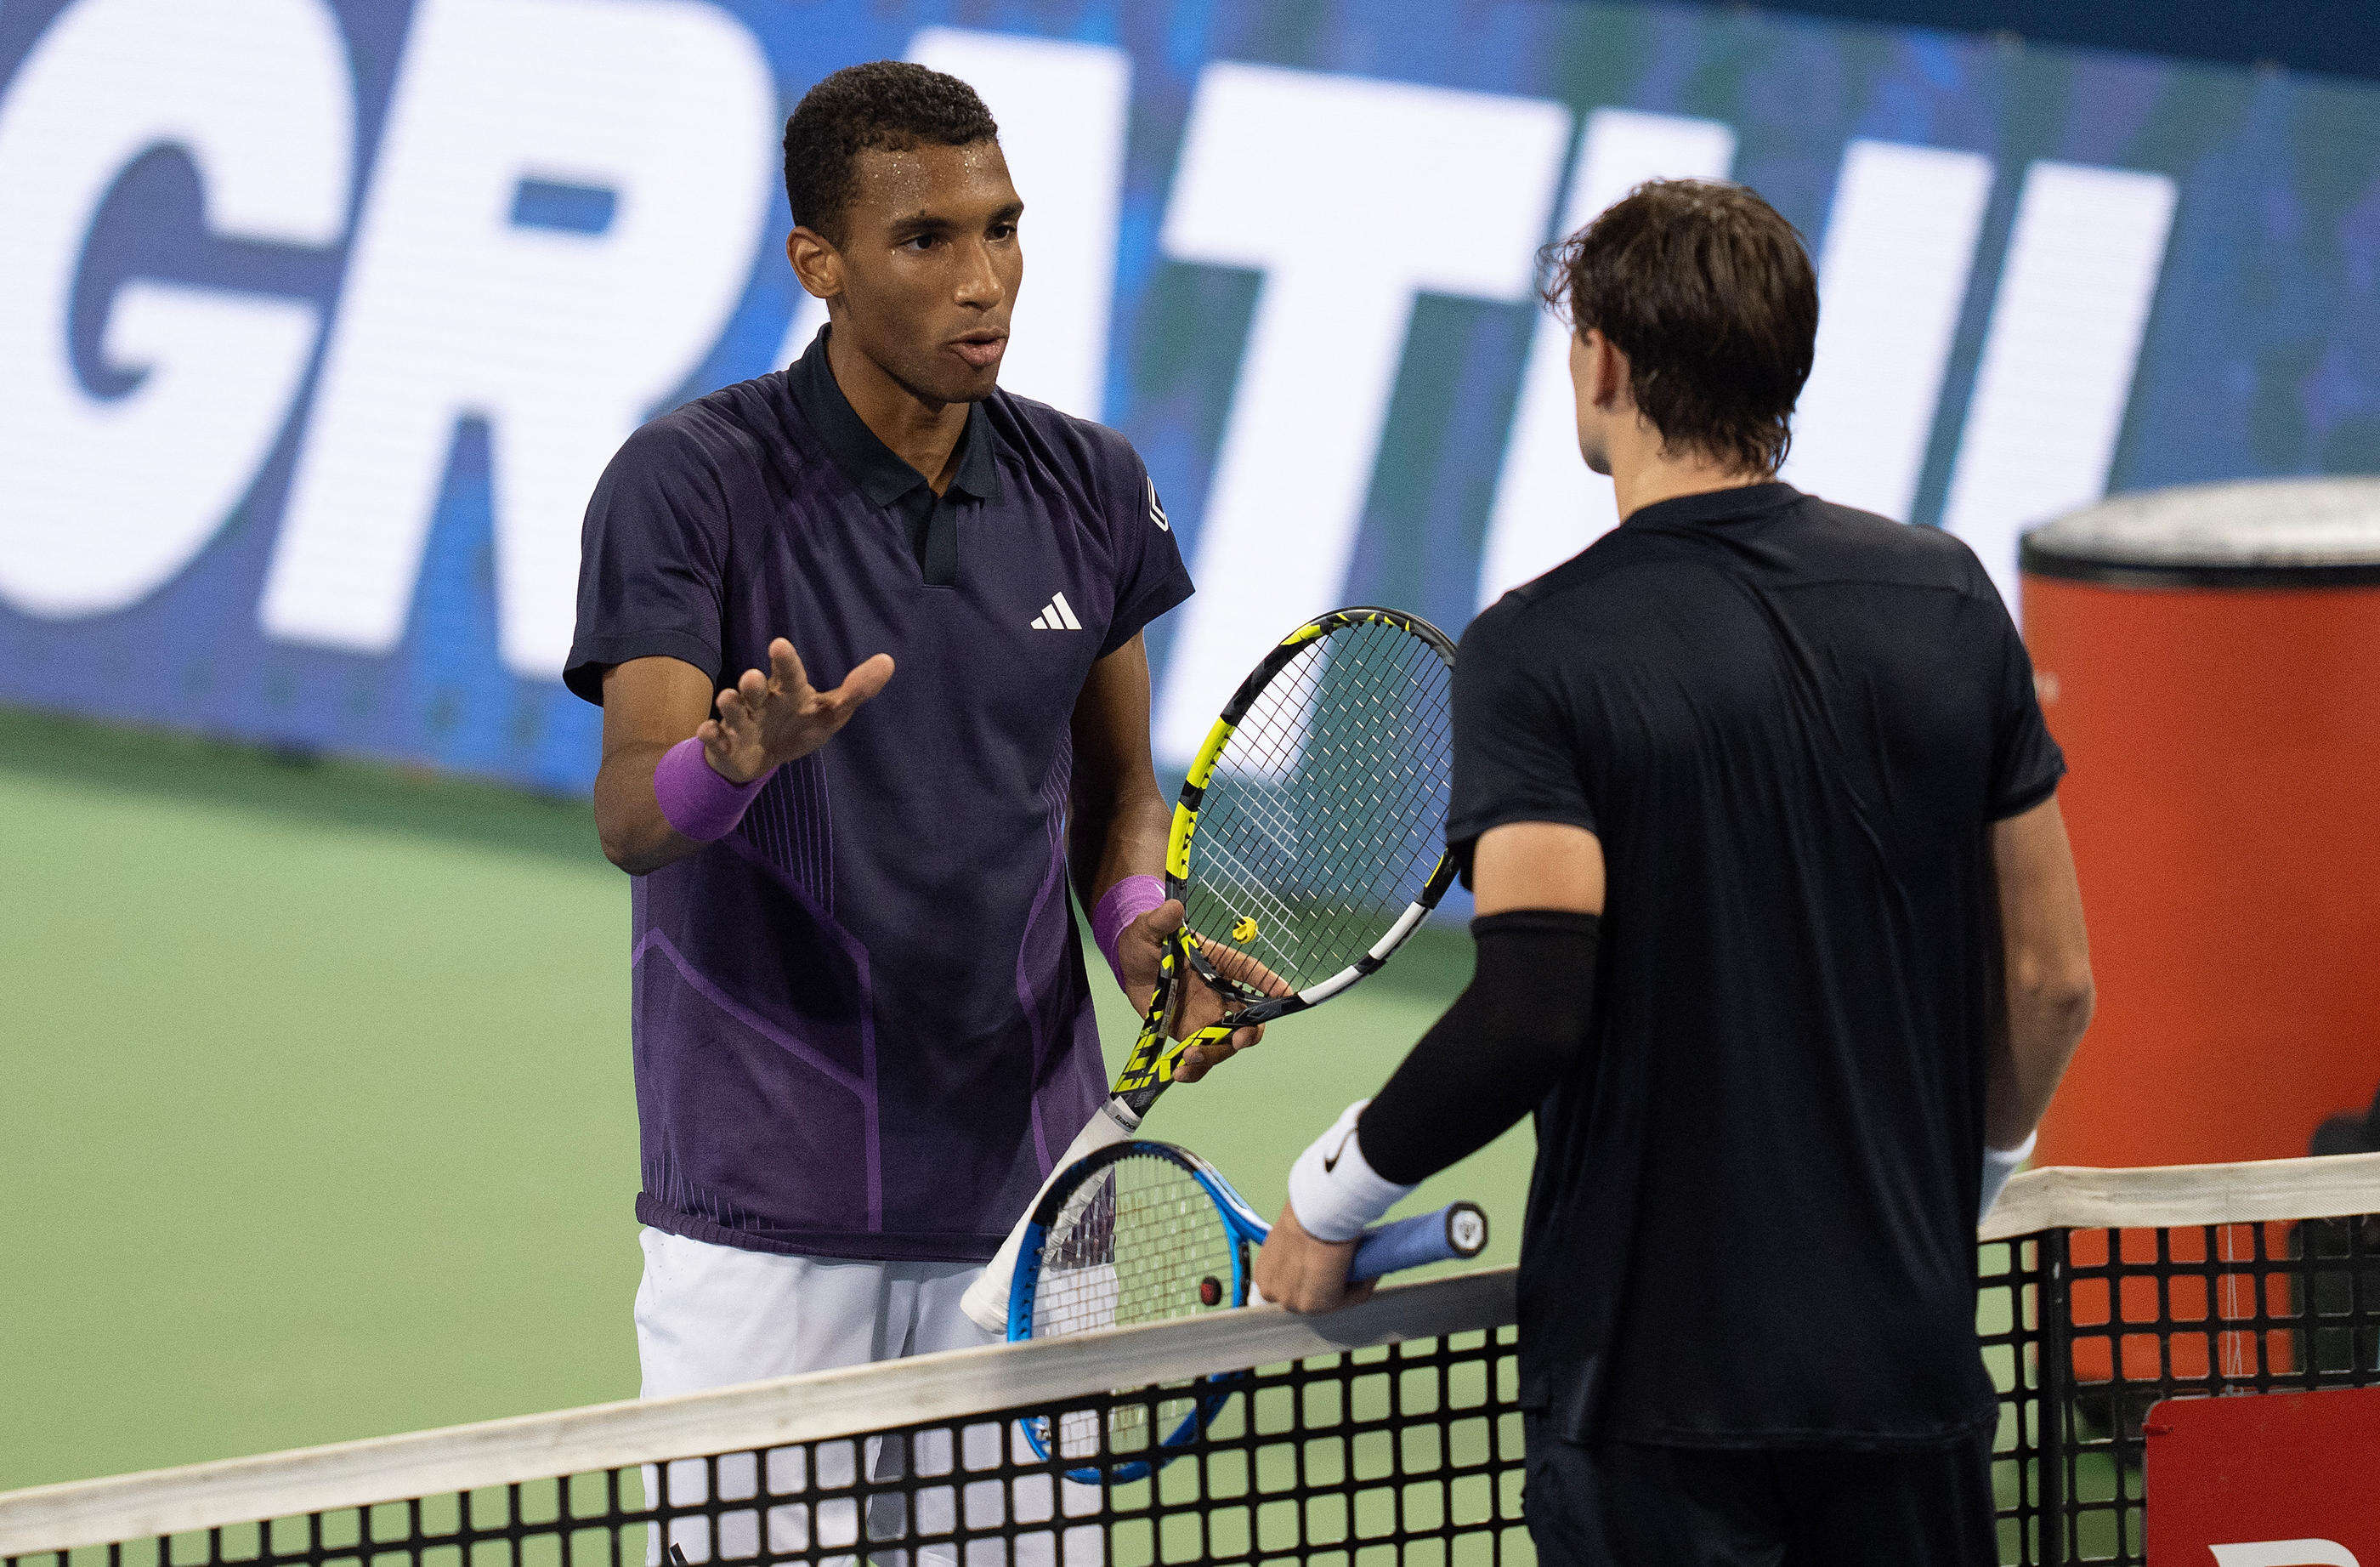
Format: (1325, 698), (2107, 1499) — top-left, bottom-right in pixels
(564, 62), (1250, 1559)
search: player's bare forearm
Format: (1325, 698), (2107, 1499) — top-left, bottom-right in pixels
(1985, 796), (2095, 1148)
(594, 656), (715, 875)
(1072, 775), (1169, 910)
(594, 741), (704, 875)
(1067, 633), (1170, 907)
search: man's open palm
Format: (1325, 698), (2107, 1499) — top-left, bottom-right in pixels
(700, 639), (894, 783)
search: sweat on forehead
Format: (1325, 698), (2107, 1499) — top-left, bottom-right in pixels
(783, 60), (1000, 241)
(847, 139), (1013, 216)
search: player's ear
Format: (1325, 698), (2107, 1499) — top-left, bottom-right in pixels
(788, 224), (842, 304)
(1589, 330), (1630, 412)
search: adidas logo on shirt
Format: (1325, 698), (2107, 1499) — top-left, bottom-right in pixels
(1030, 592), (1083, 632)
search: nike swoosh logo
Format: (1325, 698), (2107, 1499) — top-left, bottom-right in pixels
(1323, 1129), (1354, 1174)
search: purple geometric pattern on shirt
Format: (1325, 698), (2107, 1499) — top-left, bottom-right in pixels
(628, 835), (885, 1233)
(1015, 735), (1074, 1173)
(632, 926), (867, 1095)
(641, 1148), (779, 1234)
(724, 834), (883, 1231)
(739, 752), (833, 914)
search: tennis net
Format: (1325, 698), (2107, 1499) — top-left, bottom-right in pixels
(1978, 1150), (2380, 1565)
(0, 1269), (1527, 1567)
(2, 1152), (2374, 1567)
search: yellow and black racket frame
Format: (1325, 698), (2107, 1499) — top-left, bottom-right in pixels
(1114, 606), (1458, 1108)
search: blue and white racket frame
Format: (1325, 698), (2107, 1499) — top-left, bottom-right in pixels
(1006, 1138), (1488, 1485)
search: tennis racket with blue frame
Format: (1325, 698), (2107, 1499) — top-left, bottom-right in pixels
(1006, 1138), (1487, 1484)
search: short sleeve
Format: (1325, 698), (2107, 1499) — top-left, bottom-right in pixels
(1984, 587), (2066, 820)
(1099, 450), (1193, 658)
(562, 423), (731, 705)
(1445, 610), (1598, 883)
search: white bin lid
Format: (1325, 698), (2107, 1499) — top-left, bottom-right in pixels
(2021, 477), (2380, 588)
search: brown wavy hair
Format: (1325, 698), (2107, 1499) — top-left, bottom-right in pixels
(1540, 179), (1817, 476)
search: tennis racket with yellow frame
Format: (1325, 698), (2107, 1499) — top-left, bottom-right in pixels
(961, 606), (1456, 1330)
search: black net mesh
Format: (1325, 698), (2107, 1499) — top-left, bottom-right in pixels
(11, 1190), (2377, 1567)
(5, 1326), (1527, 1567)
(1980, 1207), (2380, 1565)
(1182, 621), (1452, 1001)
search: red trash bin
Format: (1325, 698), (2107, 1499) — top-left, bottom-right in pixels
(2020, 478), (2380, 1174)
(2019, 479), (2380, 1395)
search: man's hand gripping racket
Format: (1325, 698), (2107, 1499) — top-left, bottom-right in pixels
(961, 606), (1457, 1331)
(1108, 899), (1272, 1087)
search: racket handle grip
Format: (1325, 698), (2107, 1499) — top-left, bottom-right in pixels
(1348, 1201), (1489, 1282)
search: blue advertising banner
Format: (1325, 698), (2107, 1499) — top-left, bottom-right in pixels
(1, 0), (2375, 791)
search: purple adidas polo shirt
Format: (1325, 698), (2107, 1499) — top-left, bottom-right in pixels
(564, 328), (1192, 1262)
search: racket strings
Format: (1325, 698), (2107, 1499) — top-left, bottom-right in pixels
(1187, 620), (1452, 995)
(1034, 1159), (1240, 1337)
(1031, 1155), (1240, 1460)
(1182, 837), (1308, 974)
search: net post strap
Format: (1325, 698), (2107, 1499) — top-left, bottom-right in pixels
(1981, 1150), (2380, 1242)
(0, 1269), (1518, 1558)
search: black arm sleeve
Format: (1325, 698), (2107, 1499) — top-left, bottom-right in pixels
(1355, 910), (1600, 1186)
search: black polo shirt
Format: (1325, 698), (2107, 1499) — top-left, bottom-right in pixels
(564, 327), (1192, 1262)
(1449, 482), (2063, 1447)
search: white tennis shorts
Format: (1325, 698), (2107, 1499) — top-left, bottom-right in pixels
(633, 1227), (1098, 1567)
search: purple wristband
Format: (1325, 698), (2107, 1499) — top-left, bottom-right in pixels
(654, 736), (773, 843)
(1091, 874), (1168, 991)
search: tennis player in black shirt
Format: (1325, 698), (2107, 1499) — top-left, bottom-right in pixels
(1255, 180), (2096, 1565)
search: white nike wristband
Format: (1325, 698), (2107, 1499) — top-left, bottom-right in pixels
(1288, 1100), (1416, 1243)
(1980, 1130), (2037, 1223)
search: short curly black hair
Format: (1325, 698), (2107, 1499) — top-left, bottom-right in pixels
(783, 61), (1000, 245)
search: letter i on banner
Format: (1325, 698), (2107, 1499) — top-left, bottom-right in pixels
(1940, 162), (2176, 616)
(1155, 65), (1569, 763)
(1780, 140), (1993, 523)
(1475, 109), (1736, 610)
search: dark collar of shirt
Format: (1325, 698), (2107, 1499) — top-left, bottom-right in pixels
(1621, 480), (1802, 531)
(786, 324), (999, 585)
